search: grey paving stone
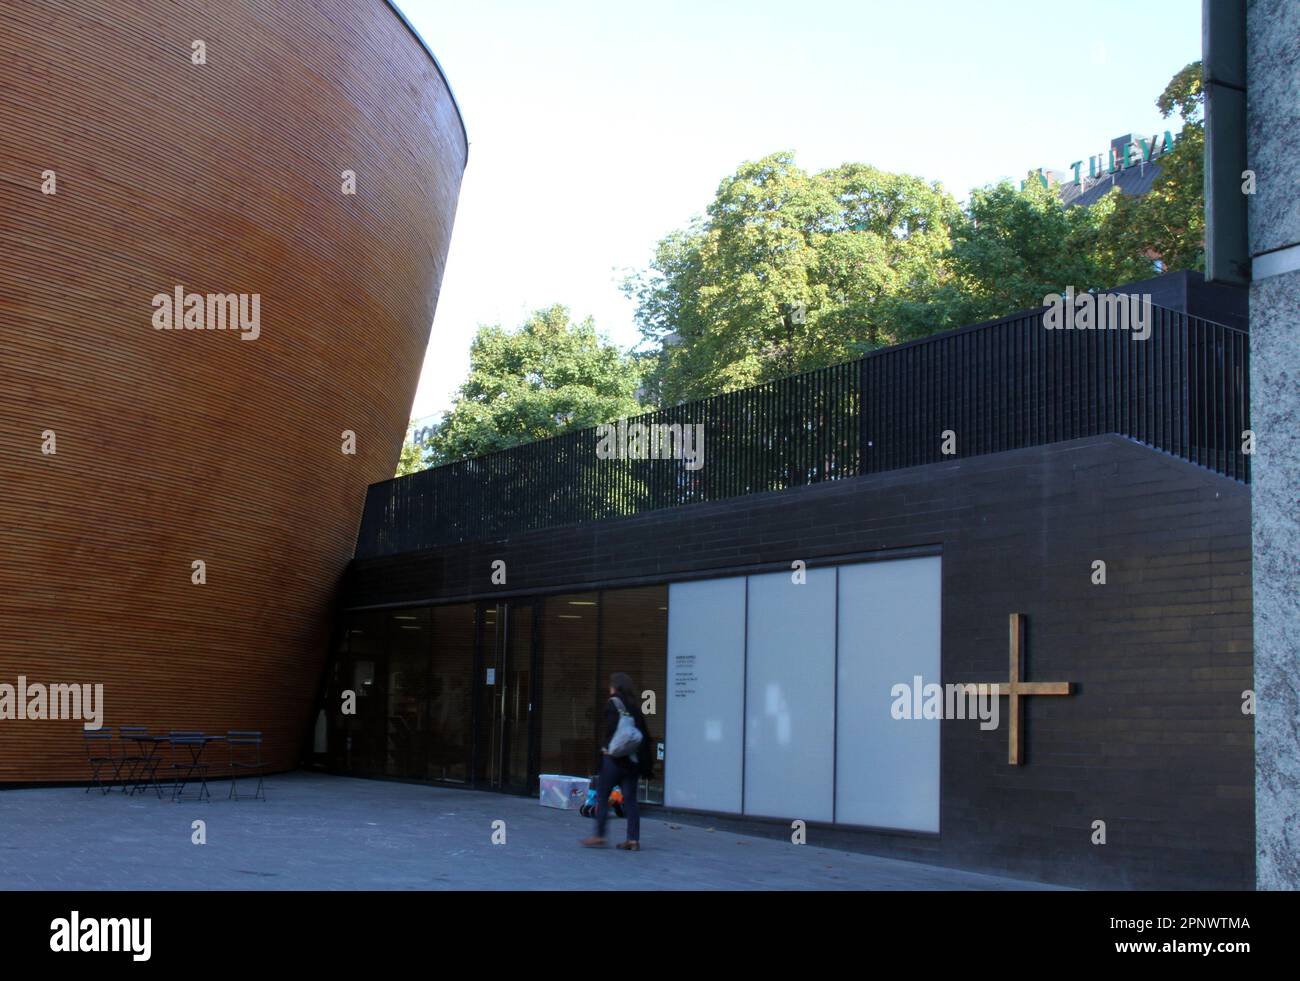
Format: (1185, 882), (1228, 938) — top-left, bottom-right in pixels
(0, 772), (1062, 890)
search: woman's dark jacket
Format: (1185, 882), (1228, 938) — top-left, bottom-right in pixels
(602, 694), (654, 776)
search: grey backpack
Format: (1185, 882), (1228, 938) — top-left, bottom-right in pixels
(607, 697), (643, 758)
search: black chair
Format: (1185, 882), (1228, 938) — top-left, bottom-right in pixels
(82, 730), (117, 794)
(227, 731), (266, 801)
(117, 725), (156, 794)
(166, 731), (210, 803)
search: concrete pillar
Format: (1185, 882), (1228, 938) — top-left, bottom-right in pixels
(1248, 0), (1300, 891)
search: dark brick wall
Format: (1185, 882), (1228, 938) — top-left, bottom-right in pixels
(338, 435), (1254, 889)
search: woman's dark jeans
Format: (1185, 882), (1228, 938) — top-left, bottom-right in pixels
(593, 754), (640, 842)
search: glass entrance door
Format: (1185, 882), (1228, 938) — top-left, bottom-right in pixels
(476, 603), (534, 792)
(427, 604), (475, 783)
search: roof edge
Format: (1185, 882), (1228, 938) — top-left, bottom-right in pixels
(382, 0), (469, 163)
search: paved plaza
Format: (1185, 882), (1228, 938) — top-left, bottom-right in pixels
(0, 772), (1062, 890)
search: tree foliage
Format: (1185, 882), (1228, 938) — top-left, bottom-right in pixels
(879, 178), (1151, 335)
(396, 64), (1207, 471)
(1102, 60), (1205, 273)
(395, 424), (426, 477)
(402, 305), (643, 471)
(627, 64), (1206, 400)
(624, 152), (959, 404)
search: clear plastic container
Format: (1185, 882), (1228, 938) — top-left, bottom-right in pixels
(538, 773), (590, 810)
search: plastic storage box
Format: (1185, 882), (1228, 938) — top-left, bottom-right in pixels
(538, 774), (590, 810)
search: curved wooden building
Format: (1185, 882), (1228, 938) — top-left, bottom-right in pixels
(0, 1), (467, 781)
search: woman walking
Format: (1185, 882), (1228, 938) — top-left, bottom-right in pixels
(580, 672), (651, 850)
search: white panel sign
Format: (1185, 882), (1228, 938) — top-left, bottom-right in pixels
(665, 577), (746, 813)
(835, 556), (941, 832)
(744, 568), (836, 821)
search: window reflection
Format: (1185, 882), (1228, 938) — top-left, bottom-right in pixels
(323, 585), (667, 804)
(428, 604), (475, 783)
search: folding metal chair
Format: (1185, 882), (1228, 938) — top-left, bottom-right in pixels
(227, 731), (266, 801)
(83, 730), (117, 794)
(117, 725), (155, 794)
(167, 731), (210, 803)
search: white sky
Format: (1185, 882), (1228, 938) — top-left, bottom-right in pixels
(397, 0), (1202, 422)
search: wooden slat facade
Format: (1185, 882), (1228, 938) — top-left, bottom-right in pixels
(0, 0), (467, 781)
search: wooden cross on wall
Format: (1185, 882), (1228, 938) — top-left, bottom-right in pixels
(975, 613), (1073, 765)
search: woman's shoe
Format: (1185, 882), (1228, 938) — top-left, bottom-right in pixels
(579, 835), (607, 848)
(616, 840), (640, 851)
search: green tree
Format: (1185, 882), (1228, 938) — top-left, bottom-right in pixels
(625, 152), (959, 404)
(1103, 61), (1205, 273)
(886, 62), (1206, 335)
(880, 177), (1153, 336)
(627, 67), (1207, 400)
(416, 304), (643, 468)
(394, 420), (427, 476)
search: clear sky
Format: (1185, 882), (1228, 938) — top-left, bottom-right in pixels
(397, 0), (1202, 422)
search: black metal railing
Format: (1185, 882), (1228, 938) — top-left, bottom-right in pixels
(355, 304), (1249, 557)
(860, 305), (1250, 478)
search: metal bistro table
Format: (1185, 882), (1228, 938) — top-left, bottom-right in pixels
(121, 728), (164, 796)
(132, 734), (225, 802)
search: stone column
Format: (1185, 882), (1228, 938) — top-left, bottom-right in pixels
(1249, 0), (1300, 891)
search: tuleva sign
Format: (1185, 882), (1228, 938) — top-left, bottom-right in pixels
(1069, 130), (1179, 186)
(1021, 129), (1182, 192)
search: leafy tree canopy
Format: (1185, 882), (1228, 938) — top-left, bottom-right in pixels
(1102, 60), (1205, 274)
(401, 305), (643, 470)
(397, 63), (1207, 476)
(627, 64), (1205, 401)
(624, 151), (959, 404)
(395, 426), (426, 477)
(879, 177), (1152, 336)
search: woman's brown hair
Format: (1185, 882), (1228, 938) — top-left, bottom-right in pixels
(610, 672), (637, 708)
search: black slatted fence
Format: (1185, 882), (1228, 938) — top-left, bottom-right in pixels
(356, 304), (1249, 557)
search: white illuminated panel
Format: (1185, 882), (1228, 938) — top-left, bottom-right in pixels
(743, 568), (836, 821)
(835, 556), (941, 832)
(664, 577), (746, 813)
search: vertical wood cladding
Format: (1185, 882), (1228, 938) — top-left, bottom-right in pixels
(342, 437), (1254, 889)
(0, 1), (466, 780)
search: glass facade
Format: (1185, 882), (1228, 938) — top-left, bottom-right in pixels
(324, 611), (388, 776)
(600, 586), (667, 803)
(385, 608), (431, 779)
(538, 592), (599, 780)
(476, 602), (534, 792)
(320, 585), (666, 801)
(428, 604), (475, 783)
